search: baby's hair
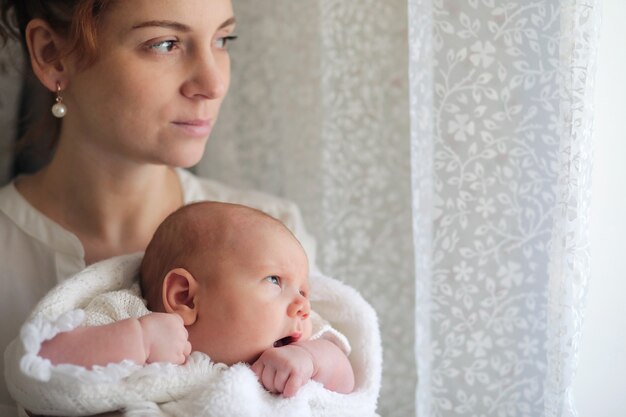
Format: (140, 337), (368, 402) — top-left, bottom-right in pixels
(140, 201), (295, 312)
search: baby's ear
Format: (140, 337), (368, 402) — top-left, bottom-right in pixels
(162, 268), (199, 326)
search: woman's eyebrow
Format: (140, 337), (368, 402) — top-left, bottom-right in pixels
(219, 17), (237, 29)
(132, 20), (191, 32)
(131, 16), (236, 32)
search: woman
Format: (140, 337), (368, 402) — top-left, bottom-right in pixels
(0, 1), (317, 414)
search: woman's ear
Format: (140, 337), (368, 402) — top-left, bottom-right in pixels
(25, 18), (71, 92)
(162, 268), (200, 326)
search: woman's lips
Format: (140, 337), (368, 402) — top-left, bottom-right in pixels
(172, 119), (213, 137)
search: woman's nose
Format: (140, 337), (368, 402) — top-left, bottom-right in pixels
(181, 51), (228, 100)
(287, 295), (310, 320)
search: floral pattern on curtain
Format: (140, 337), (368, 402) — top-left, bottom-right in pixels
(545, 2), (598, 416)
(410, 0), (599, 416)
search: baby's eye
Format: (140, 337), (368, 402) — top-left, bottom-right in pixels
(149, 40), (179, 54)
(215, 35), (238, 50)
(265, 276), (281, 286)
(299, 290), (308, 298)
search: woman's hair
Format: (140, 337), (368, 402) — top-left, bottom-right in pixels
(0, 0), (114, 63)
(0, 1), (115, 174)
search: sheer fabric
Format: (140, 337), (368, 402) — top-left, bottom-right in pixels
(410, 1), (599, 416)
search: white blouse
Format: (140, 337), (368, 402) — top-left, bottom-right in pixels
(0, 169), (317, 415)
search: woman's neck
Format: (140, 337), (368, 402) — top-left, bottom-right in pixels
(15, 144), (185, 264)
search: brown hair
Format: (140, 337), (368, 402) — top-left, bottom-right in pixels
(0, 0), (115, 62)
(0, 0), (114, 169)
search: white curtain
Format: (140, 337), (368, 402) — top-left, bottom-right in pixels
(409, 1), (599, 416)
(200, 1), (600, 416)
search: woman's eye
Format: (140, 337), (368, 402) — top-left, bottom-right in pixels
(149, 40), (178, 53)
(215, 35), (238, 50)
(265, 276), (281, 286)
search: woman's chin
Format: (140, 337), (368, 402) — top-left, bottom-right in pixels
(161, 144), (208, 168)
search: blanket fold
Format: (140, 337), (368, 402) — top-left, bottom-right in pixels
(5, 254), (381, 417)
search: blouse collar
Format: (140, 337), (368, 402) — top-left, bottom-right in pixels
(0, 168), (196, 262)
(0, 182), (85, 259)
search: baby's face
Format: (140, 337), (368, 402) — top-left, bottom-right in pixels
(187, 225), (312, 365)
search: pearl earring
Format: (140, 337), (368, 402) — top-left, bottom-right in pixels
(51, 83), (67, 118)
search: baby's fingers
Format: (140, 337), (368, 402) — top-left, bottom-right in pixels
(273, 369), (290, 395)
(251, 361), (264, 379)
(261, 365), (278, 393)
(283, 374), (305, 398)
(175, 341), (192, 364)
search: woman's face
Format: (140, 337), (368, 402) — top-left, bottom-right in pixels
(62, 0), (235, 167)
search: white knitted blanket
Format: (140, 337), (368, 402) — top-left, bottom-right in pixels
(4, 254), (382, 417)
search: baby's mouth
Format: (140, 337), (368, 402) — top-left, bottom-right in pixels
(273, 333), (302, 348)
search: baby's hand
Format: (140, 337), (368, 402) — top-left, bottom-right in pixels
(138, 313), (191, 364)
(251, 344), (316, 398)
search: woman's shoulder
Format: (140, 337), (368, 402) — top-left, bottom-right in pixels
(0, 181), (32, 237)
(0, 180), (83, 257)
(0, 180), (20, 212)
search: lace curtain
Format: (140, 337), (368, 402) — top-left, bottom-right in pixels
(200, 1), (600, 416)
(408, 1), (599, 416)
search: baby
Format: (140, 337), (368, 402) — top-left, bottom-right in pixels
(39, 202), (354, 397)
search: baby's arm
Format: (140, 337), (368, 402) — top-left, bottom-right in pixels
(296, 338), (355, 393)
(251, 338), (354, 397)
(38, 313), (191, 368)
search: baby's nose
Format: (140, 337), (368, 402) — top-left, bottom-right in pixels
(288, 295), (310, 319)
